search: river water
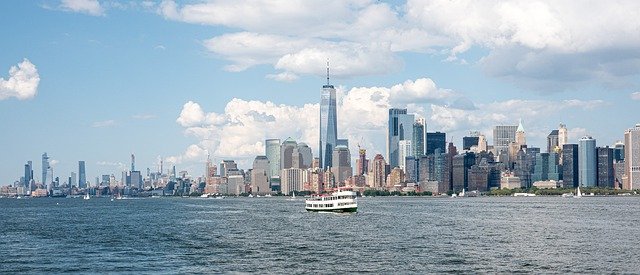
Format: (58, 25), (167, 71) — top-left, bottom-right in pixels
(1, 196), (639, 273)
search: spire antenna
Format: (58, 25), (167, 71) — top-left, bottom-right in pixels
(326, 58), (330, 85)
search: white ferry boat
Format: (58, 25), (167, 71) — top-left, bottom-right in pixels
(305, 189), (358, 213)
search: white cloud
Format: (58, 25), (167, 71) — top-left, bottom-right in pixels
(60, 0), (105, 16)
(132, 114), (156, 120)
(266, 72), (298, 82)
(631, 92), (640, 100)
(160, 0), (640, 90)
(92, 120), (115, 128)
(0, 59), (40, 101)
(50, 160), (60, 167)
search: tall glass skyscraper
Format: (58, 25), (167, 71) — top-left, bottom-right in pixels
(319, 65), (337, 170)
(624, 124), (640, 190)
(265, 139), (281, 179)
(578, 136), (597, 187)
(78, 160), (87, 189)
(387, 108), (414, 168)
(41, 153), (50, 185)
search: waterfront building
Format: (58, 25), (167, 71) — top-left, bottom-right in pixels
(220, 160), (237, 178)
(398, 140), (412, 171)
(463, 131), (480, 150)
(493, 125), (518, 155)
(42, 153), (50, 186)
(355, 147), (368, 176)
(78, 160), (86, 189)
(597, 147), (615, 188)
(578, 136), (597, 187)
(426, 132), (446, 155)
(532, 153), (550, 182)
(624, 124), (640, 190)
(558, 123), (568, 149)
(547, 130), (559, 153)
(413, 118), (426, 157)
(368, 154), (387, 188)
(319, 66), (338, 169)
(265, 139), (281, 179)
(227, 174), (245, 195)
(331, 145), (352, 185)
(562, 144), (579, 188)
(500, 171), (522, 189)
(452, 152), (475, 192)
(280, 138), (297, 170)
(387, 167), (404, 189)
(387, 108), (414, 168)
(251, 156), (270, 195)
(281, 168), (305, 195)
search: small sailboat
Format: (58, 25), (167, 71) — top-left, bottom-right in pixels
(84, 193), (90, 200)
(573, 186), (582, 198)
(292, 192), (296, 199)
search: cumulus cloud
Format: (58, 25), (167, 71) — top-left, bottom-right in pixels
(159, 0), (640, 90)
(60, 0), (105, 16)
(0, 59), (40, 101)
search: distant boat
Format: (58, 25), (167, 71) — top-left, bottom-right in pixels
(574, 186), (582, 198)
(264, 194), (272, 198)
(513, 193), (536, 197)
(292, 192), (296, 199)
(458, 189), (465, 197)
(84, 193), (90, 200)
(248, 194), (254, 198)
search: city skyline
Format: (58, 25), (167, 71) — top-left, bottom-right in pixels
(2, 1), (640, 185)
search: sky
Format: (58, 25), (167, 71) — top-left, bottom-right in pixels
(1, 0), (640, 185)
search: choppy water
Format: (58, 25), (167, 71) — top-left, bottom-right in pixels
(1, 196), (640, 273)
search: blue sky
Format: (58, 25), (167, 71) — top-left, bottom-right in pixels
(1, 0), (639, 185)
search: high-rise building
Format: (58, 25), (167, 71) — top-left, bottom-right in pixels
(265, 139), (281, 179)
(597, 147), (614, 188)
(281, 168), (305, 195)
(336, 139), (349, 148)
(387, 108), (414, 168)
(280, 138), (297, 170)
(368, 154), (387, 188)
(42, 153), (50, 185)
(452, 152), (475, 192)
(23, 161), (33, 188)
(515, 120), (526, 146)
(477, 134), (488, 152)
(356, 147), (368, 176)
(413, 119), (426, 157)
(426, 132), (446, 155)
(578, 136), (597, 187)
(319, 64), (338, 169)
(405, 156), (419, 183)
(613, 141), (625, 162)
(493, 125), (518, 154)
(331, 145), (352, 185)
(558, 123), (568, 149)
(532, 153), (550, 182)
(624, 124), (640, 190)
(562, 144), (579, 188)
(220, 160), (237, 178)
(294, 143), (313, 169)
(547, 130), (559, 153)
(398, 140), (412, 171)
(251, 156), (270, 195)
(78, 161), (86, 189)
(131, 154), (135, 171)
(463, 131), (480, 150)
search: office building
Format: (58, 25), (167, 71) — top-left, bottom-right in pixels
(624, 124), (640, 190)
(387, 108), (414, 168)
(280, 138), (297, 170)
(251, 156), (270, 195)
(493, 125), (518, 154)
(562, 144), (579, 188)
(597, 147), (614, 188)
(78, 160), (86, 189)
(398, 140), (412, 170)
(331, 145), (352, 185)
(413, 119), (426, 157)
(319, 66), (338, 169)
(426, 132), (446, 155)
(547, 130), (559, 153)
(265, 139), (281, 179)
(42, 153), (50, 185)
(578, 136), (597, 187)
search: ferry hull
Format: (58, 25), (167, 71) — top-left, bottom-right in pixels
(305, 207), (357, 213)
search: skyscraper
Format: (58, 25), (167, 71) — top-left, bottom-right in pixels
(42, 153), (50, 185)
(398, 140), (412, 171)
(280, 138), (297, 170)
(578, 136), (597, 187)
(23, 161), (33, 188)
(624, 124), (640, 190)
(331, 145), (352, 185)
(547, 130), (559, 153)
(78, 160), (86, 189)
(251, 156), (270, 195)
(387, 108), (414, 168)
(319, 63), (338, 169)
(558, 123), (568, 149)
(562, 144), (579, 188)
(413, 119), (426, 157)
(493, 125), (518, 154)
(131, 154), (135, 171)
(597, 147), (614, 188)
(294, 143), (313, 169)
(426, 132), (446, 155)
(515, 120), (526, 146)
(265, 139), (281, 179)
